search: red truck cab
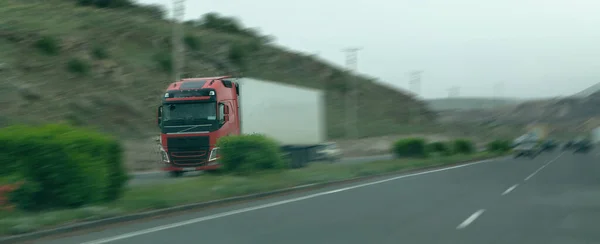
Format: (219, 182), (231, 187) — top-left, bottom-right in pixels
(156, 76), (240, 177)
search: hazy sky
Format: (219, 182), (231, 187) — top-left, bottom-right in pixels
(138, 0), (600, 99)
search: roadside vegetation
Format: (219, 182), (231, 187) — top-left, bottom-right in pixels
(0, 124), (508, 236)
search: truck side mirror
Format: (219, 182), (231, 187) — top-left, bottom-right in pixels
(157, 106), (163, 127)
(224, 105), (229, 114)
(224, 115), (229, 122)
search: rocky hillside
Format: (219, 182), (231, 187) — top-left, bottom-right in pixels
(426, 97), (525, 111)
(438, 92), (600, 137)
(0, 0), (435, 139)
(573, 82), (600, 98)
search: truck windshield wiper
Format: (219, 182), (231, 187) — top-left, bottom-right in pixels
(177, 124), (210, 133)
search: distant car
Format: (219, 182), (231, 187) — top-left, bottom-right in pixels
(573, 139), (593, 154)
(316, 142), (342, 162)
(511, 141), (520, 148)
(540, 140), (557, 152)
(563, 140), (574, 150)
(513, 142), (540, 159)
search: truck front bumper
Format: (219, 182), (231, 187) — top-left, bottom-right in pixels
(162, 162), (221, 172)
(160, 147), (221, 172)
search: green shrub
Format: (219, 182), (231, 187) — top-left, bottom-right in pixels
(77, 0), (134, 8)
(392, 138), (427, 158)
(487, 140), (511, 153)
(217, 134), (285, 174)
(453, 139), (474, 154)
(228, 43), (246, 68)
(34, 36), (60, 55)
(427, 141), (452, 156)
(199, 12), (245, 35)
(196, 12), (270, 41)
(0, 124), (127, 210)
(103, 140), (128, 201)
(66, 58), (90, 75)
(76, 0), (94, 6)
(184, 34), (201, 51)
(133, 4), (166, 19)
(91, 46), (109, 59)
(153, 52), (172, 73)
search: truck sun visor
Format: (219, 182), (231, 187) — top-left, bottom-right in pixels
(166, 89), (216, 99)
(179, 81), (206, 89)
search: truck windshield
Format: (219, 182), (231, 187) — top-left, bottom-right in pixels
(163, 102), (217, 123)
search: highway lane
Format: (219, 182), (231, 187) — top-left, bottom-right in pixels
(128, 154), (394, 186)
(32, 149), (600, 244)
(457, 148), (600, 244)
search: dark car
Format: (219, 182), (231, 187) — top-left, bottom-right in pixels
(563, 140), (574, 150)
(540, 139), (557, 151)
(573, 139), (593, 153)
(513, 141), (540, 159)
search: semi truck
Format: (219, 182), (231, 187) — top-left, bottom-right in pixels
(156, 76), (326, 177)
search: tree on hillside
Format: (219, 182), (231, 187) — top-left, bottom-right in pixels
(77, 0), (134, 8)
(199, 12), (245, 34)
(192, 12), (274, 43)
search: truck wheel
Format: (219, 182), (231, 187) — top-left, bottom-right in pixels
(169, 171), (184, 178)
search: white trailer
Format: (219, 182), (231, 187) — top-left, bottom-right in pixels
(237, 78), (326, 167)
(592, 127), (600, 144)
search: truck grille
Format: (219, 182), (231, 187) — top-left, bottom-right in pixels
(166, 136), (210, 166)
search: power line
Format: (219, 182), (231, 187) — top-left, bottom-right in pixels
(342, 47), (362, 139)
(172, 0), (185, 81)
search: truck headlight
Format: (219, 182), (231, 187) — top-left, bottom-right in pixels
(209, 147), (220, 162)
(160, 147), (170, 163)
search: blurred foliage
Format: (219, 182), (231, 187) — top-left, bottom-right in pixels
(33, 36), (60, 55)
(487, 140), (512, 153)
(392, 138), (428, 158)
(0, 124), (128, 211)
(427, 141), (453, 156)
(453, 139), (475, 154)
(217, 134), (286, 174)
(66, 58), (90, 75)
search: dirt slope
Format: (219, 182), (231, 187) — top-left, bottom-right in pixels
(0, 0), (435, 140)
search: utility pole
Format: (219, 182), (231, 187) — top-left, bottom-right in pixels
(408, 70), (423, 123)
(342, 47), (361, 139)
(409, 71), (423, 96)
(172, 0), (185, 81)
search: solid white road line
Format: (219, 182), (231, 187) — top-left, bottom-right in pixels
(524, 152), (564, 181)
(80, 158), (498, 244)
(502, 184), (518, 196)
(456, 209), (486, 230)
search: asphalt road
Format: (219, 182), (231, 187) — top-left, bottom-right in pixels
(128, 154), (394, 186)
(34, 148), (600, 244)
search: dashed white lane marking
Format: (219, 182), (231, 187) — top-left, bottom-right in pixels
(502, 184), (518, 195)
(524, 152), (564, 181)
(80, 159), (498, 244)
(457, 209), (486, 230)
